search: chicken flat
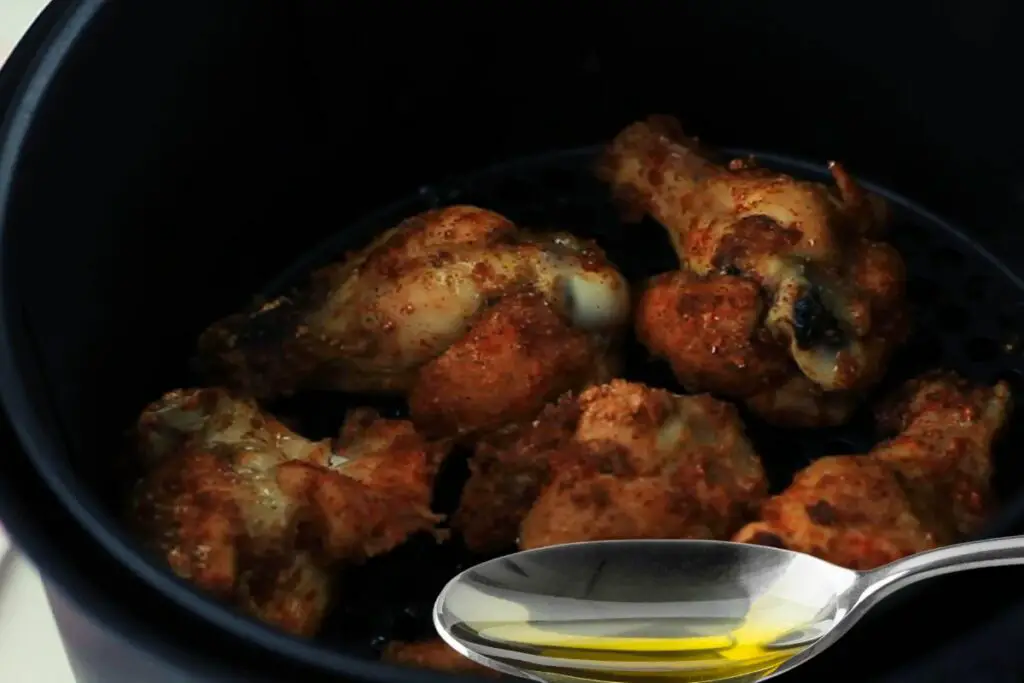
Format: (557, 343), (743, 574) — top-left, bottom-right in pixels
(598, 116), (908, 426)
(197, 205), (631, 438)
(733, 372), (1011, 569)
(453, 379), (768, 553)
(131, 388), (446, 636)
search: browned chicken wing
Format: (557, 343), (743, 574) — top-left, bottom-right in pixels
(452, 393), (582, 554)
(198, 206), (630, 438)
(733, 456), (944, 570)
(408, 290), (618, 438)
(598, 116), (908, 426)
(383, 639), (499, 678)
(872, 372), (1010, 537)
(734, 372), (1011, 569)
(453, 379), (768, 553)
(131, 388), (446, 636)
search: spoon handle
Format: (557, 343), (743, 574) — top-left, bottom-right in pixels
(855, 535), (1024, 609)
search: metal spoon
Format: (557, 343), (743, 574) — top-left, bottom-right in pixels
(434, 537), (1024, 682)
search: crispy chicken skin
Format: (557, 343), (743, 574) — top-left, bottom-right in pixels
(598, 116), (908, 426)
(383, 639), (499, 678)
(733, 456), (944, 570)
(872, 372), (1010, 537)
(131, 388), (446, 636)
(453, 379), (768, 553)
(734, 372), (1012, 569)
(408, 290), (618, 438)
(452, 394), (581, 554)
(197, 205), (630, 438)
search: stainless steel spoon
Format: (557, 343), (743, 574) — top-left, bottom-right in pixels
(434, 537), (1024, 682)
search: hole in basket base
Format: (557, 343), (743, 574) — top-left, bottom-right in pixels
(906, 278), (939, 308)
(821, 439), (859, 455)
(966, 337), (1002, 365)
(965, 275), (988, 299)
(930, 246), (967, 270)
(893, 337), (945, 377)
(936, 304), (970, 332)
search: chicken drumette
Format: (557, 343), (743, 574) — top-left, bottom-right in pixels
(131, 388), (447, 636)
(198, 205), (630, 438)
(598, 116), (908, 426)
(734, 372), (1011, 569)
(453, 379), (768, 553)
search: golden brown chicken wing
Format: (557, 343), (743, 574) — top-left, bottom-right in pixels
(382, 638), (499, 677)
(733, 456), (943, 570)
(598, 116), (908, 426)
(197, 206), (630, 438)
(408, 290), (619, 438)
(453, 379), (768, 553)
(452, 393), (582, 554)
(733, 372), (1011, 569)
(131, 388), (446, 636)
(872, 372), (1011, 537)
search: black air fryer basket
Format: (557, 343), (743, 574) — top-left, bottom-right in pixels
(2, 2), (1024, 683)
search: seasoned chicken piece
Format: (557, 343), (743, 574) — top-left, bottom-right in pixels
(453, 379), (768, 553)
(733, 456), (943, 570)
(332, 406), (447, 508)
(519, 381), (768, 550)
(599, 116), (908, 426)
(131, 388), (446, 636)
(383, 638), (499, 677)
(872, 372), (1011, 537)
(452, 394), (582, 554)
(198, 205), (630, 438)
(734, 372), (1011, 569)
(409, 290), (619, 438)
(521, 461), (731, 550)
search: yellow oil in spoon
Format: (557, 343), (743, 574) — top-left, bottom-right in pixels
(449, 589), (824, 682)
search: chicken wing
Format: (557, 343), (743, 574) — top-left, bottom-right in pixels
(451, 393), (582, 554)
(382, 638), (499, 678)
(733, 372), (1011, 569)
(453, 379), (768, 553)
(408, 289), (619, 438)
(197, 205), (630, 438)
(131, 388), (446, 636)
(598, 116), (908, 426)
(872, 372), (1011, 537)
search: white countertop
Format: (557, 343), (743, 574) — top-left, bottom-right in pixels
(0, 552), (75, 682)
(0, 0), (49, 65)
(2, 5), (79, 682)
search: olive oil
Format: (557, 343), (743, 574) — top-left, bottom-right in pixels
(445, 583), (832, 682)
(456, 621), (806, 682)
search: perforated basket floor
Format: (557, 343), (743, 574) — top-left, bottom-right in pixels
(255, 147), (1024, 665)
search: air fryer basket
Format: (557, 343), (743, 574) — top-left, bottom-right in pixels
(3, 2), (1024, 683)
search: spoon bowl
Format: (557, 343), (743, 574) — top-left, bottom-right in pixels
(434, 536), (1024, 682)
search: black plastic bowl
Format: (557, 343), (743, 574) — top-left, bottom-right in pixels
(3, 2), (1024, 683)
